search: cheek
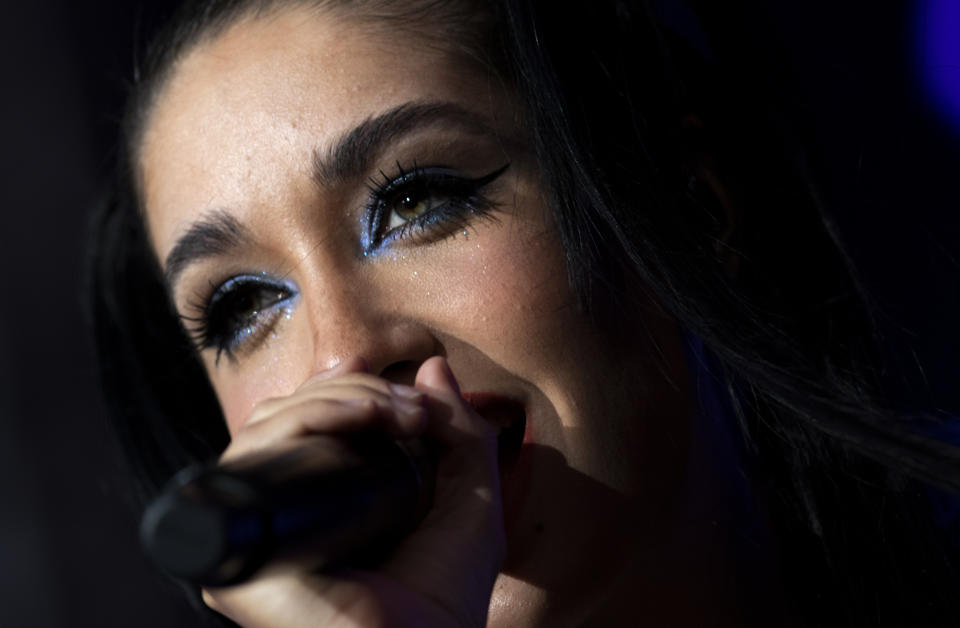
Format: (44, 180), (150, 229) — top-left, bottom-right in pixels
(410, 217), (576, 368)
(205, 333), (314, 436)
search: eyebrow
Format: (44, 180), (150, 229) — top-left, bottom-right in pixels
(163, 100), (500, 291)
(164, 210), (251, 290)
(312, 100), (499, 188)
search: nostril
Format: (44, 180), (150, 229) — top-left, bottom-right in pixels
(379, 360), (421, 387)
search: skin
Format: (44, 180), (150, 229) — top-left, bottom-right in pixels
(139, 5), (769, 626)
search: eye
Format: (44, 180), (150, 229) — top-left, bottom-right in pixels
(365, 163), (510, 251)
(388, 190), (443, 229)
(185, 274), (298, 364)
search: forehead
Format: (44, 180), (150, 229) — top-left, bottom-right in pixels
(139, 5), (498, 258)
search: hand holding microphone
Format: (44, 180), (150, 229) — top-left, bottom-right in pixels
(143, 357), (505, 628)
(141, 434), (436, 586)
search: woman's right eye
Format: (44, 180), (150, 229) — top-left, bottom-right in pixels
(186, 275), (298, 364)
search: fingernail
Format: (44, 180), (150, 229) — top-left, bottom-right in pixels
(343, 398), (376, 409)
(393, 395), (424, 414)
(393, 399), (426, 427)
(389, 383), (423, 400)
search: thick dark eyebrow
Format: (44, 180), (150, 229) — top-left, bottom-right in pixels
(164, 209), (251, 290)
(312, 100), (499, 188)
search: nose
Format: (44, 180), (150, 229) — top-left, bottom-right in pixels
(303, 284), (438, 385)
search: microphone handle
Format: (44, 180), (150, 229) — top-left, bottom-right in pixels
(140, 435), (435, 587)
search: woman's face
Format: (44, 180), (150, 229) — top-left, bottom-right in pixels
(141, 6), (693, 625)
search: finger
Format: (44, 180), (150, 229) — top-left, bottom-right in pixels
(298, 371), (421, 398)
(248, 379), (423, 426)
(415, 355), (461, 395)
(296, 395), (427, 436)
(414, 357), (495, 443)
(224, 398), (425, 461)
(297, 356), (369, 389)
(202, 571), (385, 628)
(225, 399), (377, 460)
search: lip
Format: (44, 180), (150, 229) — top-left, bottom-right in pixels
(460, 392), (524, 425)
(460, 391), (529, 530)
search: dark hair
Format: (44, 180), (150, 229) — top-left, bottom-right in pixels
(88, 0), (960, 625)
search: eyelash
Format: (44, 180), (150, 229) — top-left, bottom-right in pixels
(183, 162), (509, 363)
(183, 275), (298, 365)
(363, 162), (509, 252)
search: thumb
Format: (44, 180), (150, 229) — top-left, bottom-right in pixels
(414, 356), (461, 396)
(415, 357), (497, 446)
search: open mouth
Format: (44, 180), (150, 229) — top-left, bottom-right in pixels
(461, 392), (527, 482)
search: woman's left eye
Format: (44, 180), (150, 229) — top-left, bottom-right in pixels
(365, 163), (509, 250)
(388, 190), (444, 229)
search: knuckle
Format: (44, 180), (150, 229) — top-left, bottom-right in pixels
(299, 397), (352, 419)
(300, 398), (379, 432)
(351, 397), (379, 413)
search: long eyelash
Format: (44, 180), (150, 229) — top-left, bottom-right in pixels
(363, 162), (510, 251)
(366, 159), (419, 197)
(180, 283), (221, 359)
(179, 314), (230, 365)
(179, 276), (296, 365)
(366, 161), (508, 201)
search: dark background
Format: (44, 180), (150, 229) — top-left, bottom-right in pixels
(0, 1), (957, 626)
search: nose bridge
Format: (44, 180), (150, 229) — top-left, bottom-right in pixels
(302, 270), (436, 378)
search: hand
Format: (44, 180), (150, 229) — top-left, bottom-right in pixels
(200, 356), (505, 628)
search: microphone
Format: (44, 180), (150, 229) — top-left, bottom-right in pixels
(139, 435), (435, 587)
